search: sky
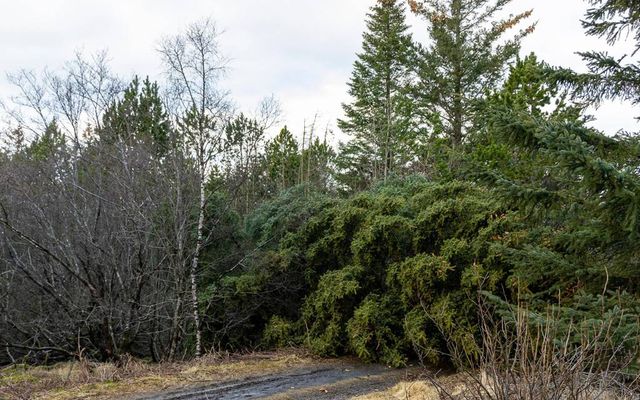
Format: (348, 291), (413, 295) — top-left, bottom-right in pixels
(0, 0), (637, 143)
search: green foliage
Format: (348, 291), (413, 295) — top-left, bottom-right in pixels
(553, 0), (640, 110)
(200, 188), (244, 281)
(347, 295), (407, 367)
(403, 307), (440, 365)
(301, 136), (335, 192)
(410, 0), (535, 147)
(245, 185), (334, 246)
(480, 80), (640, 292)
(262, 316), (297, 348)
(388, 254), (452, 306)
(336, 0), (418, 191)
(27, 120), (65, 161)
(100, 76), (169, 155)
(302, 265), (363, 356)
(218, 137), (640, 367)
(264, 126), (300, 193)
(209, 178), (519, 366)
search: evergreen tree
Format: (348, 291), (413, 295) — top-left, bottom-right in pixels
(100, 76), (170, 156)
(27, 119), (66, 161)
(471, 53), (584, 181)
(224, 113), (268, 214)
(264, 126), (300, 193)
(556, 0), (640, 126)
(410, 0), (534, 147)
(337, 0), (417, 191)
(480, 51), (640, 303)
(303, 136), (335, 192)
(334, 138), (377, 193)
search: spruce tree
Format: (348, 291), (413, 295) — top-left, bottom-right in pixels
(480, 45), (640, 302)
(303, 136), (335, 192)
(265, 126), (300, 193)
(337, 0), (417, 191)
(556, 0), (640, 124)
(410, 0), (534, 147)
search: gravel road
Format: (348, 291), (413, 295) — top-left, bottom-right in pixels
(136, 361), (421, 400)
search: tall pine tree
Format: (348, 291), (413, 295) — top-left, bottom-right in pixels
(337, 0), (417, 191)
(410, 0), (534, 147)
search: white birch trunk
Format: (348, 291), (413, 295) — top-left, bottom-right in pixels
(191, 149), (206, 358)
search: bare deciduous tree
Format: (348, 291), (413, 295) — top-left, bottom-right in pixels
(159, 19), (232, 357)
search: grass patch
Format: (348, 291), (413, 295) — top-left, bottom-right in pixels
(352, 381), (439, 400)
(0, 350), (313, 400)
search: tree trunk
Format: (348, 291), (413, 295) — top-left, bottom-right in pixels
(451, 0), (464, 148)
(191, 156), (205, 358)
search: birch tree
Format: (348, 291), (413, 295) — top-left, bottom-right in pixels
(159, 19), (231, 357)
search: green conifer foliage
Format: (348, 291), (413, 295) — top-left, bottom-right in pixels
(337, 0), (418, 191)
(264, 126), (300, 193)
(27, 119), (66, 161)
(477, 49), (640, 312)
(206, 179), (518, 366)
(410, 0), (534, 147)
(555, 0), (640, 109)
(100, 76), (170, 155)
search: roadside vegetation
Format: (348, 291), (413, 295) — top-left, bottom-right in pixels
(0, 351), (314, 399)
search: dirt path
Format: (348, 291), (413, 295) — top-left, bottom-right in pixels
(136, 361), (422, 400)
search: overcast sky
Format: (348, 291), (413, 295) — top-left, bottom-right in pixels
(0, 0), (637, 142)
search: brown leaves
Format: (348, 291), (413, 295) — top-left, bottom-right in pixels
(408, 0), (423, 14)
(495, 10), (534, 35)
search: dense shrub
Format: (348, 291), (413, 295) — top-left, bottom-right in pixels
(205, 178), (521, 365)
(204, 171), (640, 368)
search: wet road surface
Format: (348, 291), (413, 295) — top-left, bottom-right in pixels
(136, 361), (420, 400)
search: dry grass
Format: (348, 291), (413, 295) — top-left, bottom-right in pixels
(427, 301), (640, 400)
(352, 381), (440, 400)
(0, 350), (313, 400)
(352, 374), (467, 400)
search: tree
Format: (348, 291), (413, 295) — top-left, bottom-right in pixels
(337, 0), (417, 190)
(302, 135), (335, 193)
(264, 126), (300, 193)
(27, 119), (66, 161)
(471, 53), (584, 181)
(100, 76), (170, 156)
(0, 117), (193, 363)
(224, 113), (268, 214)
(475, 33), (640, 316)
(409, 0), (534, 147)
(5, 51), (122, 152)
(159, 19), (232, 357)
(552, 0), (640, 129)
